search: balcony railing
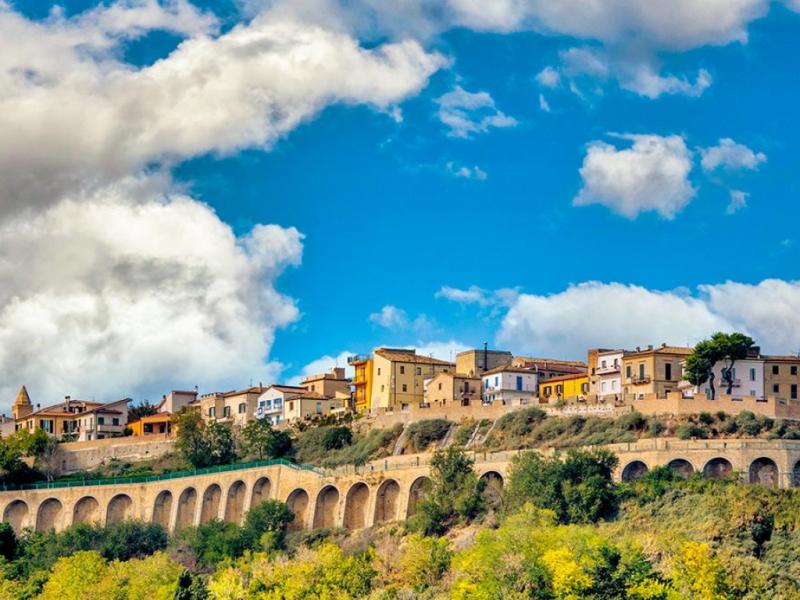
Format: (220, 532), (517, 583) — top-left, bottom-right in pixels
(631, 375), (651, 385)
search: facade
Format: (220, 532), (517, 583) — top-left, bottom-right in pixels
(348, 356), (373, 413)
(589, 349), (625, 401)
(455, 349), (513, 377)
(196, 387), (264, 428)
(256, 385), (306, 426)
(283, 393), (342, 422)
(370, 348), (454, 412)
(423, 372), (482, 407)
(300, 367), (350, 399)
(481, 366), (538, 405)
(129, 412), (171, 436)
(157, 390), (197, 414)
(539, 373), (590, 403)
(763, 356), (800, 402)
(697, 357), (765, 400)
(622, 345), (693, 399)
(510, 357), (587, 380)
(13, 389), (130, 441)
(196, 392), (225, 423)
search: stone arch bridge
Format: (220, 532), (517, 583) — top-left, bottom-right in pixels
(3, 439), (800, 535)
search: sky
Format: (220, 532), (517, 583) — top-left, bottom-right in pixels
(1, 0), (800, 412)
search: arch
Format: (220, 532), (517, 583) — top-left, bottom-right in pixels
(621, 460), (649, 482)
(479, 471), (504, 506)
(36, 498), (63, 532)
(286, 488), (309, 531)
(407, 476), (432, 518)
(224, 481), (247, 524)
(793, 460), (800, 487)
(749, 457), (779, 487)
(106, 494), (133, 524)
(703, 457), (734, 480)
(343, 482), (369, 530)
(73, 496), (100, 525)
(251, 477), (271, 508)
(313, 485), (340, 529)
(667, 458), (695, 479)
(176, 487), (197, 530)
(3, 500), (28, 534)
(152, 491), (173, 530)
(200, 484), (222, 524)
(373, 479), (400, 524)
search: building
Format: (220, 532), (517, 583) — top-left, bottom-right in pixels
(539, 373), (590, 403)
(696, 355), (766, 400)
(300, 367), (350, 399)
(763, 356), (800, 402)
(348, 355), (373, 413)
(256, 384), (306, 426)
(370, 348), (454, 412)
(195, 387), (264, 428)
(424, 372), (482, 407)
(129, 413), (172, 436)
(481, 365), (538, 406)
(510, 357), (587, 380)
(622, 344), (693, 399)
(0, 414), (16, 438)
(455, 348), (513, 377)
(12, 388), (130, 441)
(588, 349), (626, 401)
(283, 392), (342, 423)
(157, 390), (197, 414)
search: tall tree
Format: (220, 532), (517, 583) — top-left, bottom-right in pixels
(684, 332), (755, 399)
(240, 419), (291, 460)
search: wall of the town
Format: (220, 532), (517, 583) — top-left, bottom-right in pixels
(54, 435), (175, 473)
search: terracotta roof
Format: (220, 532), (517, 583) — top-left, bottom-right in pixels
(374, 348), (454, 366)
(540, 373), (589, 384)
(626, 345), (693, 357)
(763, 355), (800, 363)
(268, 384), (307, 393)
(18, 399), (121, 420)
(13, 386), (31, 407)
(512, 356), (587, 368)
(222, 387), (264, 397)
(482, 364), (542, 376)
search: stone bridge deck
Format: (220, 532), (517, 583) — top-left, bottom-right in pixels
(2, 438), (799, 535)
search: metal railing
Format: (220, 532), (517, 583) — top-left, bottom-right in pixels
(0, 457), (327, 492)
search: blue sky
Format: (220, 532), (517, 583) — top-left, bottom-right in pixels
(2, 0), (800, 408)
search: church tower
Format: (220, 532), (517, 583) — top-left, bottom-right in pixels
(12, 386), (33, 420)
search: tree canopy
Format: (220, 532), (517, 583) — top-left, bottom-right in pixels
(684, 332), (755, 398)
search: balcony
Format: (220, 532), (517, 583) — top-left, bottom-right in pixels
(348, 354), (370, 365)
(596, 364), (620, 375)
(631, 375), (651, 385)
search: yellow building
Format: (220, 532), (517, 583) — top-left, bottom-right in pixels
(539, 373), (589, 402)
(283, 392), (342, 423)
(424, 372), (482, 407)
(349, 356), (373, 413)
(621, 344), (693, 399)
(370, 348), (454, 412)
(129, 412), (172, 436)
(455, 349), (513, 376)
(763, 355), (800, 401)
(300, 367), (351, 399)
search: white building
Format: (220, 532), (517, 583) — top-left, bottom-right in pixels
(596, 350), (624, 400)
(256, 384), (305, 426)
(481, 366), (538, 406)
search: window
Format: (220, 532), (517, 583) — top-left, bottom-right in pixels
(98, 416), (105, 425)
(581, 383), (589, 394)
(750, 390), (756, 397)
(792, 384), (798, 400)
(402, 384), (408, 392)
(612, 380), (618, 390)
(601, 381), (607, 392)
(416, 367), (422, 375)
(377, 368), (381, 375)
(773, 365), (780, 375)
(516, 376), (523, 391)
(112, 418), (119, 426)
(494, 376), (499, 387)
(773, 384), (780, 394)
(484, 379), (488, 390)
(209, 407), (216, 418)
(614, 358), (619, 367)
(601, 360), (607, 368)
(792, 366), (798, 376)
(316, 402), (322, 413)
(238, 402), (246, 414)
(400, 366), (405, 374)
(274, 398), (282, 407)
(438, 383), (442, 390)
(665, 363), (672, 381)
(543, 386), (551, 396)
(556, 384), (563, 395)
(223, 406), (231, 417)
(750, 368), (756, 381)
(626, 365), (632, 378)
(464, 381), (470, 393)
(638, 364), (645, 379)
(288, 401), (294, 411)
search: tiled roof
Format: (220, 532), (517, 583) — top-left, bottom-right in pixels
(482, 364), (540, 376)
(626, 345), (693, 357)
(269, 385), (308, 393)
(375, 348), (454, 366)
(540, 373), (589, 384)
(763, 355), (800, 362)
(513, 356), (587, 368)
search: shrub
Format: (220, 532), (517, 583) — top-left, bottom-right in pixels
(494, 408), (547, 437)
(615, 411), (647, 432)
(676, 424), (707, 440)
(177, 520), (246, 567)
(405, 419), (452, 452)
(735, 411), (761, 436)
(241, 500), (294, 551)
(698, 412), (714, 425)
(321, 426), (353, 450)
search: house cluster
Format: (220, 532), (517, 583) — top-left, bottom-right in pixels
(5, 341), (800, 442)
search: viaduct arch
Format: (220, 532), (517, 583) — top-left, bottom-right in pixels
(2, 439), (799, 535)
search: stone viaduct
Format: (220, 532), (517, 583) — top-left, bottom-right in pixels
(3, 438), (800, 535)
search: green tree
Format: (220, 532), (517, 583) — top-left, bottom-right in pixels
(240, 419), (292, 460)
(173, 409), (212, 468)
(128, 400), (158, 422)
(241, 500), (294, 551)
(684, 332), (755, 399)
(205, 421), (236, 465)
(98, 521), (168, 561)
(37, 550), (108, 600)
(0, 523), (16, 562)
(321, 426), (352, 450)
(177, 520), (245, 567)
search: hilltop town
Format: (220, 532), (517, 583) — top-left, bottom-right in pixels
(5, 339), (800, 446)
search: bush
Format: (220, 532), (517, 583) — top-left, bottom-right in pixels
(405, 419), (452, 453)
(495, 408), (547, 437)
(735, 411), (761, 436)
(98, 520), (168, 561)
(241, 500), (294, 551)
(698, 412), (714, 425)
(615, 411), (647, 432)
(321, 426), (353, 450)
(177, 520), (246, 567)
(676, 424), (707, 440)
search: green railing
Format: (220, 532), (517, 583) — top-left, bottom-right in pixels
(1, 458), (327, 492)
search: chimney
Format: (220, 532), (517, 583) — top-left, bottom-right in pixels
(647, 345), (653, 350)
(636, 346), (641, 352)
(661, 342), (667, 348)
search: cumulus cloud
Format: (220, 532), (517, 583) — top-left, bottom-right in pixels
(369, 305), (435, 335)
(700, 138), (767, 172)
(497, 280), (800, 359)
(726, 189), (749, 214)
(446, 162), (488, 180)
(574, 134), (696, 219)
(436, 285), (519, 308)
(0, 178), (303, 406)
(287, 350), (355, 385)
(0, 1), (447, 217)
(538, 93), (551, 112)
(436, 86), (517, 138)
(536, 66), (561, 88)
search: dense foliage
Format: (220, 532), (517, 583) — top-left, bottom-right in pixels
(684, 332), (756, 398)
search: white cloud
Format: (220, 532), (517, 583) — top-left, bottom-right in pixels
(538, 93), (551, 112)
(536, 66), (561, 88)
(497, 279), (800, 359)
(287, 350), (355, 385)
(0, 179), (302, 408)
(436, 86), (517, 138)
(700, 138), (767, 172)
(414, 340), (470, 363)
(726, 189), (749, 214)
(574, 134), (696, 219)
(0, 2), (447, 217)
(435, 285), (519, 308)
(446, 162), (488, 180)
(369, 305), (434, 334)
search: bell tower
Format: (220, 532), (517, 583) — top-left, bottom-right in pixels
(12, 386), (33, 420)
